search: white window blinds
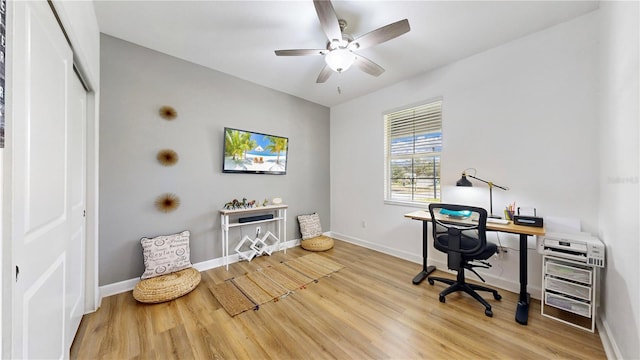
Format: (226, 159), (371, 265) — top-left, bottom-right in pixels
(384, 100), (442, 204)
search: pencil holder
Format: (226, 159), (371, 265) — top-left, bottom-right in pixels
(505, 210), (514, 220)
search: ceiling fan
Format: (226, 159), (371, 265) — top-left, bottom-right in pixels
(275, 0), (410, 83)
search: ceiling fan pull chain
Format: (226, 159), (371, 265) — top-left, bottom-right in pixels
(337, 72), (342, 94)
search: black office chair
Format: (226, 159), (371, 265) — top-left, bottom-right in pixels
(427, 203), (501, 317)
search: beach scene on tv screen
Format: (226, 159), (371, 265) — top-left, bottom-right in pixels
(224, 129), (288, 173)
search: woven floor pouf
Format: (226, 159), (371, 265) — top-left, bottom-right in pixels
(301, 235), (334, 252)
(133, 267), (201, 303)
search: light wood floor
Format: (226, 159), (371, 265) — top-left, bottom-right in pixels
(71, 240), (607, 359)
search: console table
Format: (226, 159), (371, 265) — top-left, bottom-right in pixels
(220, 204), (287, 270)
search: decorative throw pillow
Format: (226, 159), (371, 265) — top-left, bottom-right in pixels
(141, 230), (192, 279)
(298, 213), (322, 240)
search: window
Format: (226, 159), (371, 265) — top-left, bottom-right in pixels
(384, 99), (442, 205)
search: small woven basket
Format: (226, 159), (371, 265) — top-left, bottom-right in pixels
(301, 236), (334, 252)
(133, 267), (201, 303)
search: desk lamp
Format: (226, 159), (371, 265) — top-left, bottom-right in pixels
(456, 169), (509, 218)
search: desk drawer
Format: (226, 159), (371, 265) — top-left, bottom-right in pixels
(545, 260), (592, 285)
(545, 276), (591, 301)
(545, 292), (591, 318)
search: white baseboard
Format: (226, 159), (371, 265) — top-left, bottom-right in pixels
(597, 315), (622, 360)
(328, 231), (423, 264)
(99, 277), (140, 300)
(98, 238), (301, 302)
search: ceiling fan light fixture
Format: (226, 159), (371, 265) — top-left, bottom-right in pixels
(274, 1), (411, 83)
(325, 48), (356, 73)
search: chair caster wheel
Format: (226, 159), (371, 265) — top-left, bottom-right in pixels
(428, 279), (434, 285)
(494, 293), (502, 301)
(439, 295), (446, 303)
(485, 309), (493, 317)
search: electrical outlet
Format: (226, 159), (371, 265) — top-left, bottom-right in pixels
(361, 220), (367, 228)
(497, 246), (507, 259)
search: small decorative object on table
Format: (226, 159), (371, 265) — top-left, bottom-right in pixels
(298, 213), (334, 252)
(223, 197), (258, 210)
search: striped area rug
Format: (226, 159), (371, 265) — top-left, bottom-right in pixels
(212, 253), (344, 316)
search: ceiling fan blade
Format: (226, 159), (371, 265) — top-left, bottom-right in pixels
(354, 55), (385, 77)
(316, 64), (333, 83)
(348, 19), (410, 50)
(275, 49), (328, 56)
(313, 0), (342, 42)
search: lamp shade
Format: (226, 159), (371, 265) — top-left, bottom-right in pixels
(325, 49), (356, 72)
(456, 174), (473, 187)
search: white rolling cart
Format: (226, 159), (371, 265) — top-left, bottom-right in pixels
(539, 232), (605, 332)
(220, 204), (287, 270)
(541, 256), (601, 332)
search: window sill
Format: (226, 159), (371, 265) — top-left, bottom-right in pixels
(384, 200), (439, 209)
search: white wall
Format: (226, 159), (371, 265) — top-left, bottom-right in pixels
(99, 35), (330, 286)
(330, 11), (600, 297)
(597, 2), (640, 359)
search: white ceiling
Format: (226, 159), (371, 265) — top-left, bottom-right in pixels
(93, 0), (599, 107)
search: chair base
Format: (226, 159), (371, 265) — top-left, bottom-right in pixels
(428, 275), (501, 317)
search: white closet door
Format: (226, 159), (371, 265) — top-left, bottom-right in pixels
(10, 0), (83, 357)
(66, 71), (87, 352)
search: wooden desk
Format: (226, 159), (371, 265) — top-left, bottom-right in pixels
(404, 210), (545, 325)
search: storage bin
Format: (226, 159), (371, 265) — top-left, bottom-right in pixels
(545, 260), (592, 285)
(545, 292), (591, 318)
(545, 275), (591, 301)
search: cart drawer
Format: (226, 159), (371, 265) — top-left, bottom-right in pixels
(545, 260), (592, 285)
(545, 275), (591, 301)
(545, 292), (591, 318)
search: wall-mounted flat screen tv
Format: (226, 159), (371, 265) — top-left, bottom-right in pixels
(223, 127), (289, 175)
